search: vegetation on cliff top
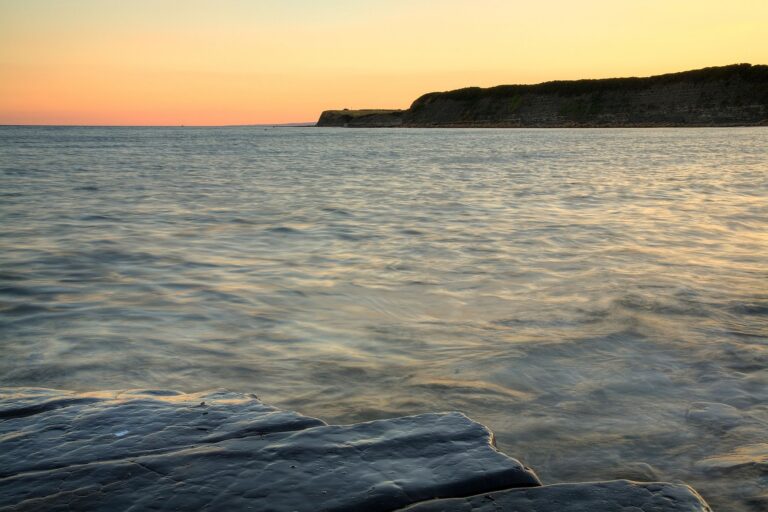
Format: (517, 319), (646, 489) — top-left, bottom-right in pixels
(410, 64), (768, 107)
(321, 109), (403, 118)
(318, 64), (768, 127)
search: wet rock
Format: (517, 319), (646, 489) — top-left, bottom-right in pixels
(0, 388), (540, 511)
(398, 480), (713, 512)
(0, 388), (325, 477)
(0, 388), (714, 511)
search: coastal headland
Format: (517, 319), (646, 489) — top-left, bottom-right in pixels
(317, 64), (768, 127)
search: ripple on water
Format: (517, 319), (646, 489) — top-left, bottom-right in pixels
(0, 126), (767, 511)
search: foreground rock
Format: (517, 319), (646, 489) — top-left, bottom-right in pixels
(0, 388), (712, 511)
(317, 63), (768, 127)
(0, 388), (325, 477)
(0, 388), (538, 511)
(398, 481), (713, 512)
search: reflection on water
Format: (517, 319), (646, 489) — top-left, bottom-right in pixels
(1, 126), (766, 510)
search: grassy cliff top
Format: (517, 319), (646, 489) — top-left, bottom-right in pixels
(321, 109), (403, 117)
(411, 64), (768, 106)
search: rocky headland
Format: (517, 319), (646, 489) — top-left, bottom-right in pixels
(317, 109), (404, 127)
(317, 64), (768, 128)
(0, 388), (713, 511)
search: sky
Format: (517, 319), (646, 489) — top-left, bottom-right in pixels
(1, 0), (767, 125)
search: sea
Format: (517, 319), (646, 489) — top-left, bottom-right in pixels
(1, 126), (766, 510)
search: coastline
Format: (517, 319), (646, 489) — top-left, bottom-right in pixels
(316, 121), (768, 128)
(317, 64), (768, 128)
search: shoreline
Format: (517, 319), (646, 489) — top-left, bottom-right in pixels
(316, 122), (768, 128)
(317, 64), (768, 129)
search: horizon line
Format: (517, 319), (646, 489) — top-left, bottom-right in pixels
(0, 123), (318, 128)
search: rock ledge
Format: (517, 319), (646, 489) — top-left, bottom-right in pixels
(0, 388), (711, 511)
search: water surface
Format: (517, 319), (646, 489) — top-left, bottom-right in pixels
(1, 127), (767, 510)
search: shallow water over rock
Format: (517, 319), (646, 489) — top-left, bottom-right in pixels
(0, 388), (712, 511)
(0, 388), (543, 511)
(1, 126), (766, 510)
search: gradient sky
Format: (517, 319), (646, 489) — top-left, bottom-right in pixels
(1, 0), (767, 125)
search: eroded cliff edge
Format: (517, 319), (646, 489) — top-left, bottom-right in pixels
(317, 64), (768, 127)
(317, 109), (404, 127)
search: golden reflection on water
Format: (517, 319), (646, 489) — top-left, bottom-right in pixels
(0, 126), (766, 511)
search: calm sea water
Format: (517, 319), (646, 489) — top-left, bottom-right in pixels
(1, 126), (766, 510)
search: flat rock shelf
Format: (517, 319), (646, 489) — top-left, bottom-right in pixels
(0, 389), (712, 511)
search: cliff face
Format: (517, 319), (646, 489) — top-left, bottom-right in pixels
(317, 109), (403, 127)
(317, 64), (768, 127)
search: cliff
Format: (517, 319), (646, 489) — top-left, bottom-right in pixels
(317, 109), (404, 127)
(317, 64), (768, 127)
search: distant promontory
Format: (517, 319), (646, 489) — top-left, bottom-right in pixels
(317, 64), (768, 127)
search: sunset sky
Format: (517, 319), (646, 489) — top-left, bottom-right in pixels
(2, 0), (767, 125)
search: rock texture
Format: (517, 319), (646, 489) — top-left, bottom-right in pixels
(0, 388), (539, 511)
(0, 388), (714, 511)
(0, 388), (325, 477)
(317, 64), (768, 127)
(398, 481), (713, 512)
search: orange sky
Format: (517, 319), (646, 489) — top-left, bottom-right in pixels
(1, 0), (767, 125)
